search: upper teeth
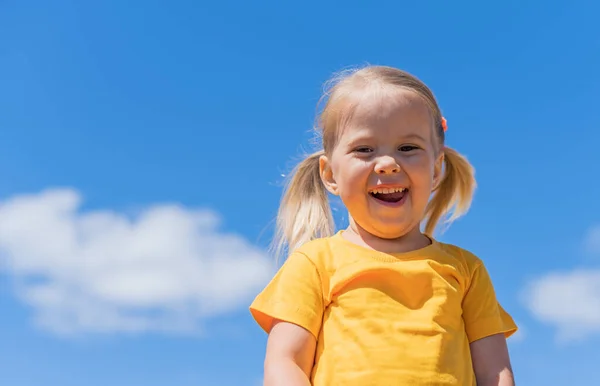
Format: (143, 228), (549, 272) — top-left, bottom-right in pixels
(371, 187), (406, 194)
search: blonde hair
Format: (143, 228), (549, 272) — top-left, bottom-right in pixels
(272, 65), (476, 258)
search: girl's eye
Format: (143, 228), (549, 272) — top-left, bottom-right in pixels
(354, 147), (373, 153)
(399, 145), (419, 152)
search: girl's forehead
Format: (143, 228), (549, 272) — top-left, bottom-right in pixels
(334, 87), (433, 136)
(352, 87), (431, 122)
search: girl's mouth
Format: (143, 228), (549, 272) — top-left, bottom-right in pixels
(369, 187), (408, 203)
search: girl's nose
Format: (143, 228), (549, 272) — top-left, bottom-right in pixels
(375, 156), (400, 174)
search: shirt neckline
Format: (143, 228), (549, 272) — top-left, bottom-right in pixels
(332, 230), (441, 262)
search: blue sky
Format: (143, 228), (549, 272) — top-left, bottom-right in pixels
(1, 0), (599, 385)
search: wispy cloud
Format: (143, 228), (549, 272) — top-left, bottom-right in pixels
(522, 224), (600, 343)
(0, 188), (273, 336)
(522, 269), (600, 342)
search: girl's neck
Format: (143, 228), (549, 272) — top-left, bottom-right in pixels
(342, 221), (431, 255)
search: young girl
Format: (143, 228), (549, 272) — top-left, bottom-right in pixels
(250, 65), (517, 385)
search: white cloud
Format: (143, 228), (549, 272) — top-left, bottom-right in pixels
(0, 188), (273, 336)
(522, 269), (600, 342)
(522, 225), (600, 343)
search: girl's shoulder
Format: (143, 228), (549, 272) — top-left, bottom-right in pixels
(293, 233), (485, 276)
(435, 242), (485, 268)
(433, 241), (492, 284)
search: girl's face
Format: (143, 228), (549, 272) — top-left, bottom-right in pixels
(320, 88), (444, 241)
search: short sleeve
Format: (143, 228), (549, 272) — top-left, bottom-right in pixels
(249, 251), (324, 338)
(462, 261), (518, 343)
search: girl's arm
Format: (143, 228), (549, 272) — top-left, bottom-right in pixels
(264, 319), (316, 386)
(470, 333), (515, 386)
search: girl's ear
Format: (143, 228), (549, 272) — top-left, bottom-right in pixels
(319, 155), (339, 195)
(432, 151), (445, 191)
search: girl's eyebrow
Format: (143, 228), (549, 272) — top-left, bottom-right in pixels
(345, 132), (428, 145)
(343, 135), (374, 148)
(345, 133), (371, 143)
(401, 133), (428, 142)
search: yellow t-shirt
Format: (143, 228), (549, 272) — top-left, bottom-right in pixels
(250, 231), (517, 385)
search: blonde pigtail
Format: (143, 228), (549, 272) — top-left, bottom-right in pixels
(424, 146), (476, 236)
(271, 150), (335, 262)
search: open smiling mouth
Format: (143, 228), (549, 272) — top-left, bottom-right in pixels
(369, 187), (408, 204)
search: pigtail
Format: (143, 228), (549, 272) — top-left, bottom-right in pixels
(423, 146), (476, 236)
(271, 150), (335, 262)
